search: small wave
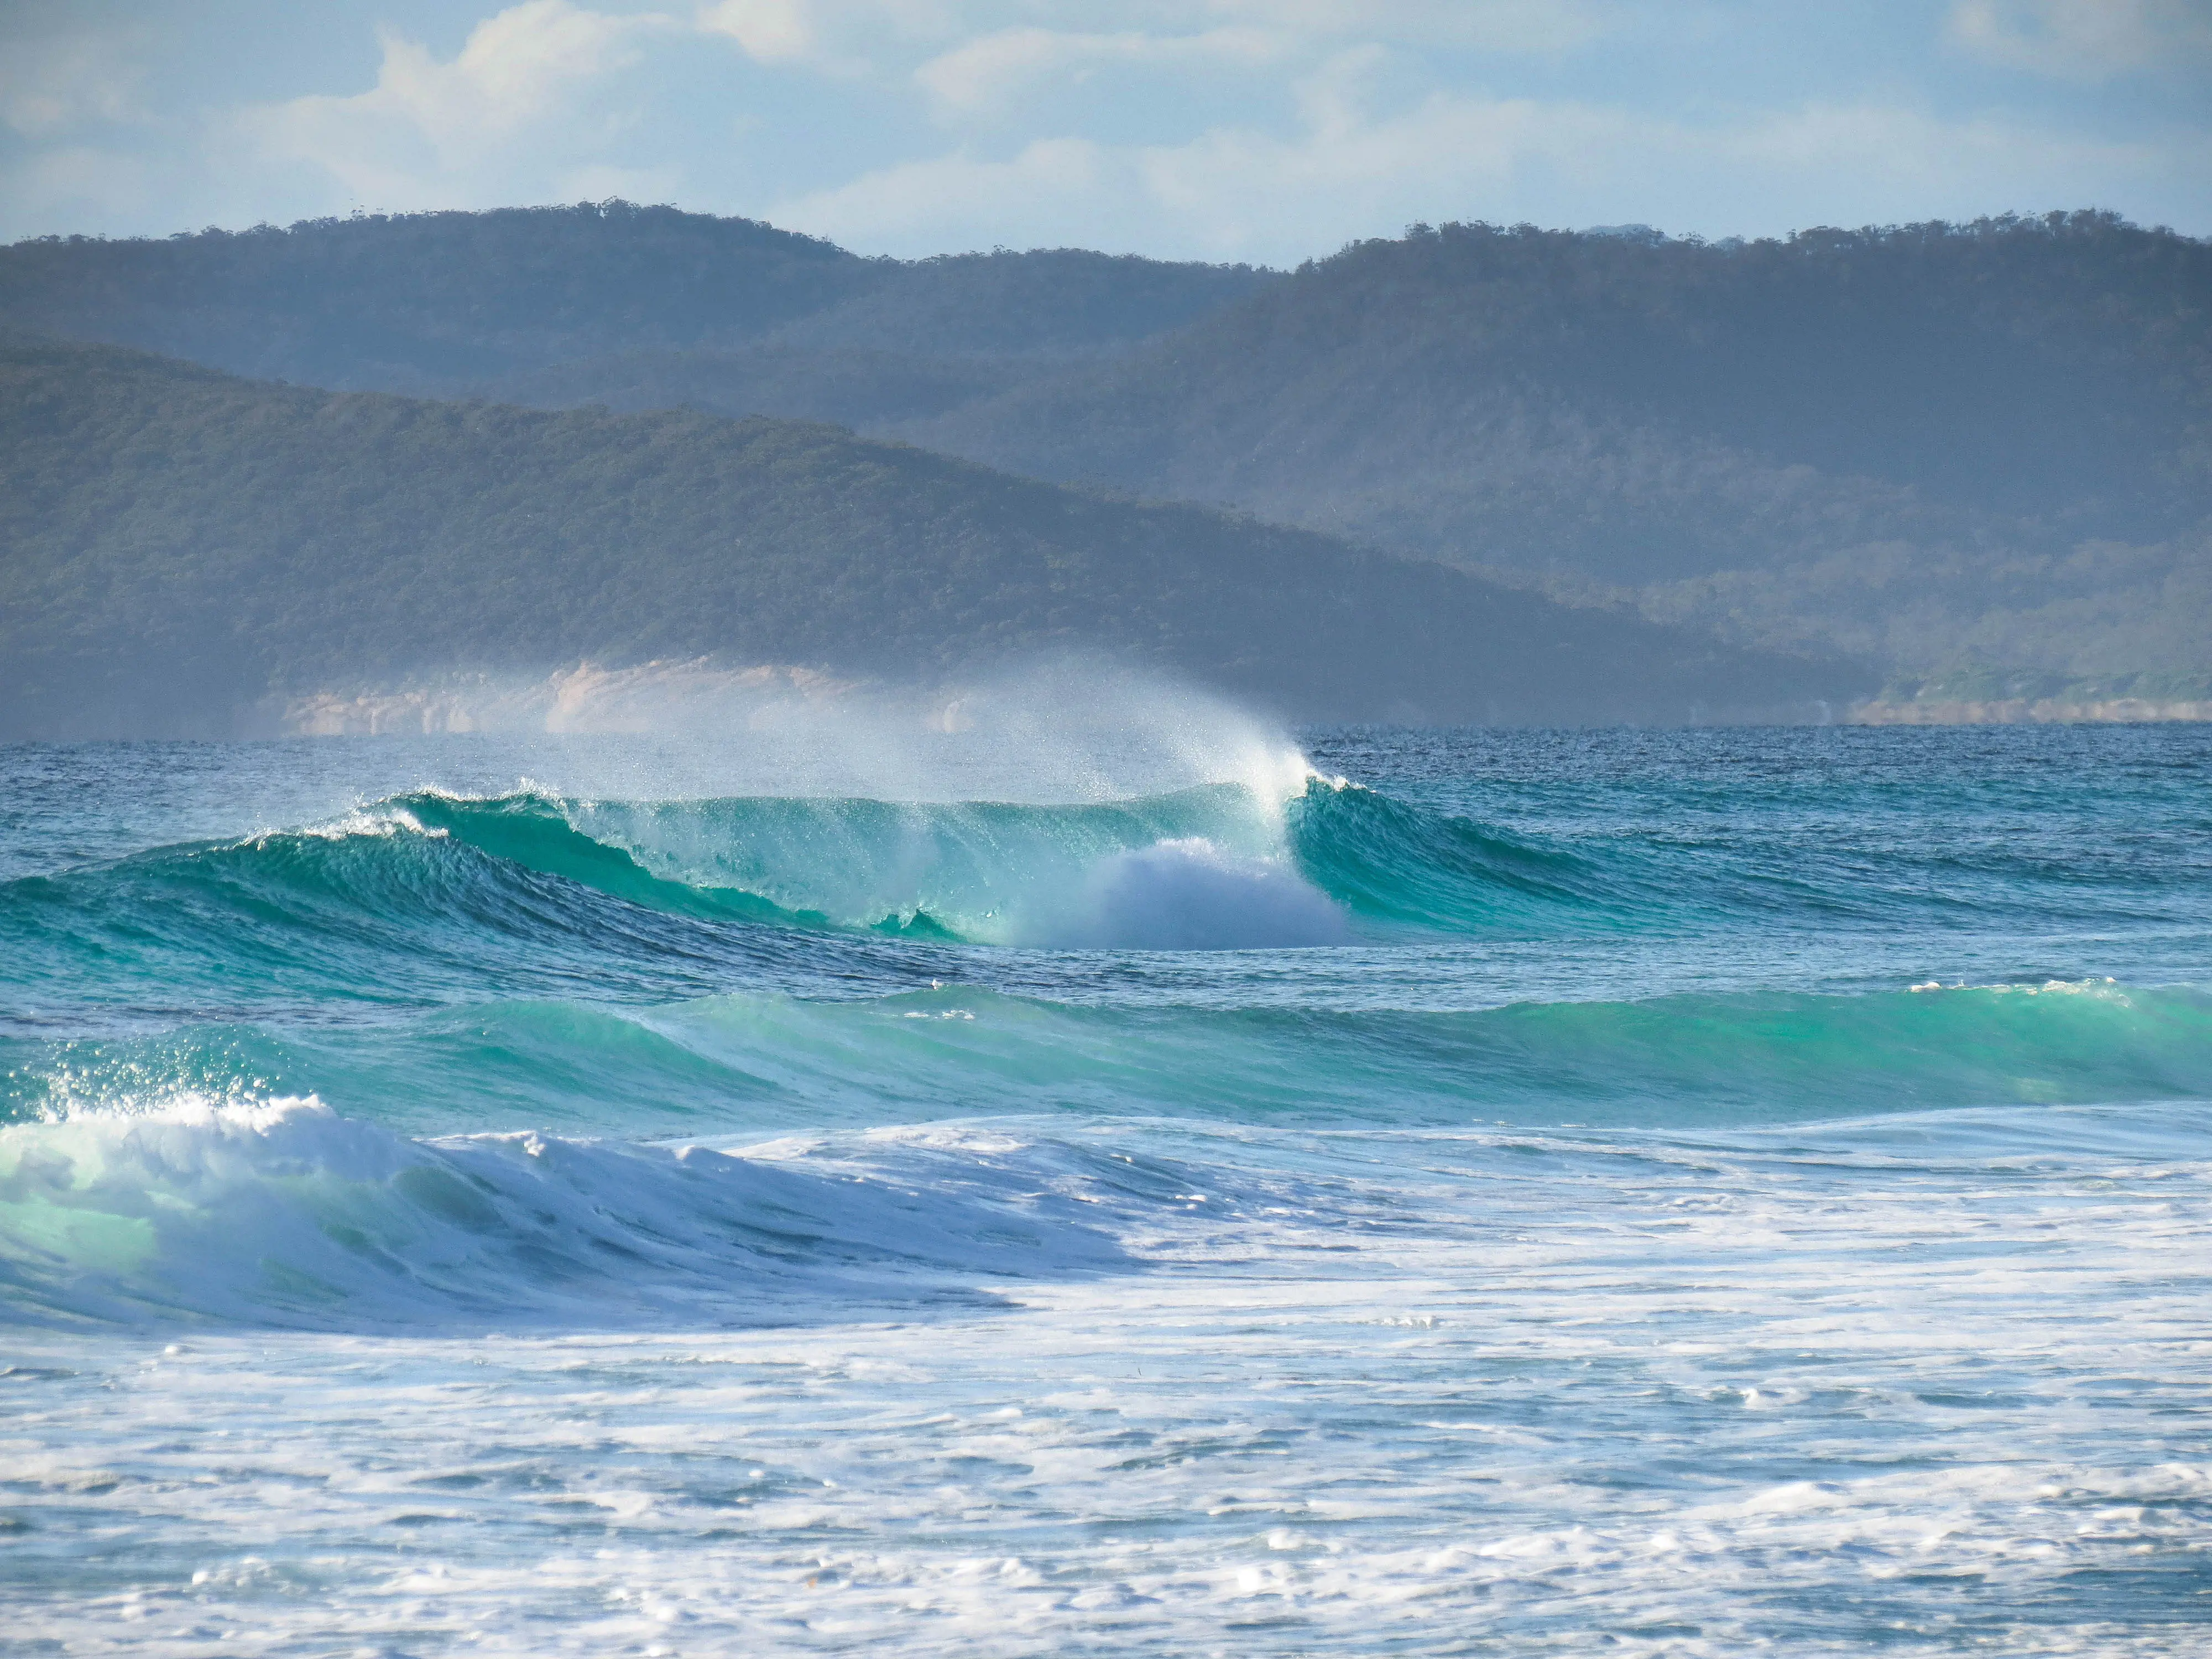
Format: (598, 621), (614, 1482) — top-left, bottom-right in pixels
(0, 1095), (1128, 1331)
(1285, 779), (1628, 930)
(11, 981), (2209, 1146)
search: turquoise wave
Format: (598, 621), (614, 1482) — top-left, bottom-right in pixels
(8, 975), (2206, 1330)
(408, 782), (1298, 940)
(12, 980), (2208, 1138)
(0, 781), (1635, 1025)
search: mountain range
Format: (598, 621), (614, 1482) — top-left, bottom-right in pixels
(1, 337), (1853, 739)
(4, 201), (2205, 733)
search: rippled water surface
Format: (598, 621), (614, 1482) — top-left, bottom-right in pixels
(3, 722), (2208, 1654)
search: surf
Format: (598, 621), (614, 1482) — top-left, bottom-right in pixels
(0, 777), (1642, 1025)
(0, 1095), (1139, 1332)
(12, 980), (2209, 1142)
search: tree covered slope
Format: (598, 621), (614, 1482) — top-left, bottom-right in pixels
(0, 202), (1276, 389)
(10, 205), (2202, 705)
(0, 342), (1859, 739)
(894, 213), (2211, 696)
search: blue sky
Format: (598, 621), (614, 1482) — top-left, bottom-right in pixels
(3, 1), (2206, 263)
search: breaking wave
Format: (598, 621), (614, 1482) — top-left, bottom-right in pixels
(0, 780), (1638, 1026)
(0, 1096), (1133, 1331)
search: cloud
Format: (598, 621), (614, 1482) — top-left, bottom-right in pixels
(696, 0), (954, 69)
(0, 30), (150, 137)
(1948, 0), (2212, 80)
(916, 26), (1279, 117)
(696, 0), (818, 64)
(241, 1), (677, 206)
(1201, 0), (1605, 53)
(3, 0), (2208, 253)
(773, 71), (2208, 264)
(3, 143), (161, 226)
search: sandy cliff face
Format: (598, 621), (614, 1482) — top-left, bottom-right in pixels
(1851, 697), (2212, 725)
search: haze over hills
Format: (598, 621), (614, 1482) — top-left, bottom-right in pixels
(5, 203), (2205, 720)
(0, 340), (1855, 740)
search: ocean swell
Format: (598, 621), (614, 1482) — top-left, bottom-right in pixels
(9, 981), (2208, 1142)
(0, 1097), (1130, 1331)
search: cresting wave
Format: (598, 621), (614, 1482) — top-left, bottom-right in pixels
(390, 778), (1631, 942)
(0, 780), (1630, 1015)
(30, 763), (2142, 995)
(8, 1013), (2209, 1332)
(410, 785), (1356, 947)
(12, 726), (2212, 1655)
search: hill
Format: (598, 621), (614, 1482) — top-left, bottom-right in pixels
(895, 213), (2212, 701)
(0, 341), (1859, 739)
(0, 201), (1274, 393)
(11, 206), (2202, 709)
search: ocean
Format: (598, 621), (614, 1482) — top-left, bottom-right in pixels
(3, 710), (2208, 1655)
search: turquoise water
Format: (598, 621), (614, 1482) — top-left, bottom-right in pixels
(3, 721), (2209, 1652)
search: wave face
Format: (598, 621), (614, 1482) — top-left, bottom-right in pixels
(415, 784), (1350, 947)
(10, 980), (2209, 1142)
(0, 1097), (1134, 1331)
(5, 719), (2209, 1329)
(0, 778), (1615, 1022)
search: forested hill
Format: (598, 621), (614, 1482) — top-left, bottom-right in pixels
(918, 212), (2209, 535)
(899, 213), (2212, 699)
(8, 205), (2205, 707)
(0, 341), (1860, 739)
(0, 202), (1276, 390)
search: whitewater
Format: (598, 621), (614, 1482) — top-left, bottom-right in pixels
(2, 713), (2209, 1655)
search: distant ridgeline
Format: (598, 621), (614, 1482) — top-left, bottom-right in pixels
(0, 341), (1856, 739)
(4, 202), (2206, 724)
(0, 201), (1278, 396)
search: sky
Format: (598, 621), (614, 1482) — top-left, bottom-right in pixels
(2, 0), (2207, 264)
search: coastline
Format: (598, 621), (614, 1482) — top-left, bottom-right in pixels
(1849, 697), (2212, 726)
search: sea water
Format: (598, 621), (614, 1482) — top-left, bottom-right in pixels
(2, 721), (2208, 1654)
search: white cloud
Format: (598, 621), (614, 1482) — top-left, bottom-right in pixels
(1948, 0), (2212, 80)
(3, 0), (2208, 252)
(696, 0), (818, 64)
(696, 0), (955, 69)
(702, 0), (1602, 80)
(768, 134), (1111, 247)
(0, 31), (150, 137)
(773, 78), (2209, 264)
(916, 26), (1279, 117)
(3, 143), (160, 225)
(241, 1), (676, 206)
(1201, 0), (1605, 53)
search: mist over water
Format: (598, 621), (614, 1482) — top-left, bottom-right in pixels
(3, 694), (2209, 1653)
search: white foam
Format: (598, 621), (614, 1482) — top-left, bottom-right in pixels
(0, 1098), (1126, 1331)
(1018, 837), (1349, 951)
(5, 1105), (2206, 1654)
(281, 660), (1317, 809)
